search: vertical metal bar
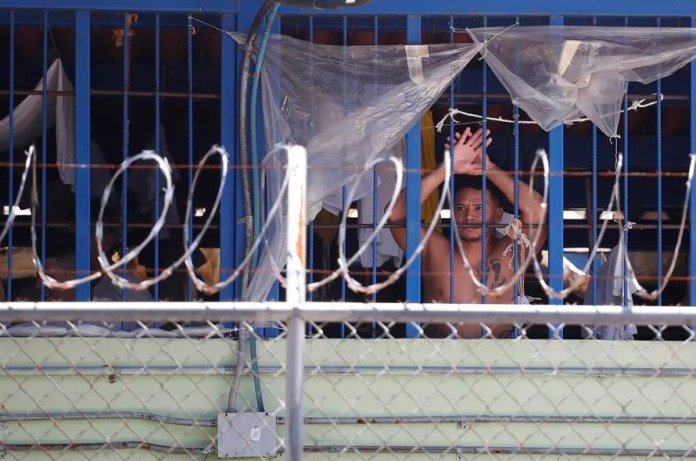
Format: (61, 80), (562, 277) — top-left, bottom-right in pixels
(187, 15), (194, 301)
(591, 17), (598, 308)
(121, 12), (130, 303)
(548, 15), (564, 338)
(513, 17), (520, 309)
(285, 145), (307, 461)
(306, 16), (315, 339)
(308, 16), (315, 310)
(448, 16), (455, 306)
(338, 15), (348, 338)
(75, 11), (91, 301)
(690, 17), (696, 324)
(623, 16), (630, 309)
(220, 13), (237, 303)
(592, 124), (598, 307)
(480, 15), (488, 315)
(153, 14), (161, 301)
(7, 10), (15, 301)
(655, 18), (663, 307)
(371, 15), (378, 337)
(341, 15), (348, 317)
(263, 13), (281, 335)
(405, 15), (422, 338)
(40, 10), (48, 301)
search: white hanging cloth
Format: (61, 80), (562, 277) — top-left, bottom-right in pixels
(0, 59), (76, 187)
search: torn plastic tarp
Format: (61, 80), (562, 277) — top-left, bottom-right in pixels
(231, 33), (481, 301)
(468, 26), (696, 137)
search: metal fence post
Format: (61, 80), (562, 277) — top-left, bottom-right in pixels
(285, 145), (307, 461)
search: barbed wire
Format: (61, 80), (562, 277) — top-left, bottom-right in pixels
(434, 95), (664, 133)
(182, 143), (291, 295)
(0, 145), (34, 245)
(528, 151), (623, 300)
(624, 154), (696, 301)
(2, 139), (694, 303)
(306, 155), (404, 293)
(330, 152), (452, 295)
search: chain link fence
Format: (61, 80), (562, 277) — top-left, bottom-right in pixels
(2, 305), (696, 460)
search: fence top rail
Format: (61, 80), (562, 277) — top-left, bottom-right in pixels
(1, 301), (696, 324)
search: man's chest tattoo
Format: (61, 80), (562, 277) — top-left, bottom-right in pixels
(474, 258), (507, 289)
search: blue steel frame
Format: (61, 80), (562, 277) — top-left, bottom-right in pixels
(1, 0), (696, 334)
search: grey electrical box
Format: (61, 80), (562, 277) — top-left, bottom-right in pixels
(217, 412), (278, 458)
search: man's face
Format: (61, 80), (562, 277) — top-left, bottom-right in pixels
(453, 187), (502, 242)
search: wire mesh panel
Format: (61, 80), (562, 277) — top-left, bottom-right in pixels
(2, 308), (696, 459)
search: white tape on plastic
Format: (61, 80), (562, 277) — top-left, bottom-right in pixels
(405, 45), (429, 84)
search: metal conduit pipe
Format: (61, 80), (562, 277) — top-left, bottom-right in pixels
(5, 412), (696, 426)
(1, 365), (693, 377)
(3, 443), (694, 458)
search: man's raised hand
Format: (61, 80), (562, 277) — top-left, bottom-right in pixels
(444, 127), (492, 175)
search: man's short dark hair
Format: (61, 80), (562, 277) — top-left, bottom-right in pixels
(453, 175), (504, 206)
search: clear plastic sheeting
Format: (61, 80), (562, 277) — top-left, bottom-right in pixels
(468, 26), (696, 137)
(233, 33), (481, 301)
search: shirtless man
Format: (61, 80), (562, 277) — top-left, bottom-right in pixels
(389, 127), (547, 338)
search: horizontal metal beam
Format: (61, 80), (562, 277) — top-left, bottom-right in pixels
(276, 0), (696, 16)
(4, 412), (696, 426)
(0, 0), (235, 13)
(2, 301), (696, 325)
(2, 365), (693, 378)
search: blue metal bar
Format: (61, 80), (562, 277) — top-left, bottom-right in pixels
(75, 11), (91, 301)
(275, 0), (696, 17)
(690, 17), (696, 325)
(481, 15), (488, 312)
(548, 15), (564, 338)
(656, 18), (663, 307)
(220, 14), (236, 303)
(0, 1), (237, 12)
(622, 17), (630, 310)
(308, 16), (315, 308)
(0, 11), (217, 27)
(302, 15), (315, 337)
(153, 14), (161, 302)
(405, 15), (421, 338)
(448, 16), (455, 305)
(513, 16), (520, 308)
(591, 17), (598, 309)
(591, 125), (598, 306)
(263, 12), (281, 305)
(7, 10), (14, 301)
(40, 10), (48, 301)
(371, 15), (378, 338)
(121, 12), (130, 303)
(340, 15), (348, 338)
(187, 15), (194, 301)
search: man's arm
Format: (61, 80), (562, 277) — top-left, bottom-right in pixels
(388, 163), (446, 252)
(486, 160), (547, 246)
